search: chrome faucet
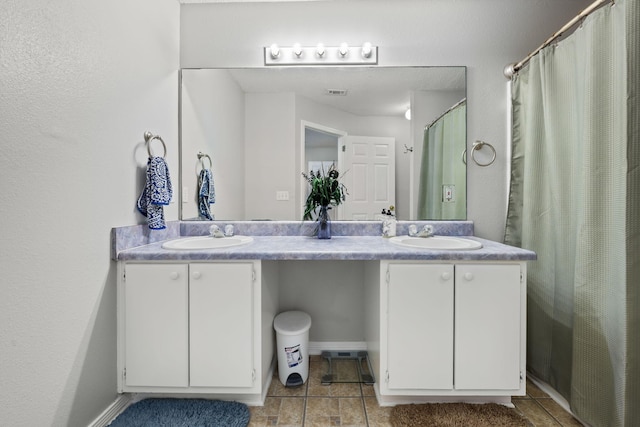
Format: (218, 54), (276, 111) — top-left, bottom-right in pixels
(209, 224), (235, 237)
(409, 225), (434, 238)
(209, 224), (225, 238)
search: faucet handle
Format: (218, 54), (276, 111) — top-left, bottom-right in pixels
(224, 224), (235, 237)
(408, 224), (418, 236)
(209, 224), (225, 238)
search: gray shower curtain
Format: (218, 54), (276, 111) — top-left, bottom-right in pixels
(417, 101), (466, 220)
(504, 0), (639, 426)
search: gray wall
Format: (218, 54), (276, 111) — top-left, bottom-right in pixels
(0, 0), (179, 425)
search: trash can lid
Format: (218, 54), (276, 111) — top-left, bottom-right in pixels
(274, 311), (312, 335)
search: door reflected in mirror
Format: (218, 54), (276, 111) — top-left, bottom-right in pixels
(180, 66), (466, 221)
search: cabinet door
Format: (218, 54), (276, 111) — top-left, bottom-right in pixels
(387, 263), (454, 390)
(189, 262), (255, 387)
(124, 263), (189, 387)
(455, 264), (521, 390)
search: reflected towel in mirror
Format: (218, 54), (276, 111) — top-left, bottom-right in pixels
(198, 168), (216, 220)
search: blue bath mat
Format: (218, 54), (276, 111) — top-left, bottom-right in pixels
(109, 398), (250, 427)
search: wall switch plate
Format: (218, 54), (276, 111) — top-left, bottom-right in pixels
(182, 186), (189, 203)
(276, 191), (290, 201)
(442, 185), (455, 202)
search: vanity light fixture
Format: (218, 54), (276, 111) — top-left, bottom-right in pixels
(405, 108), (412, 121)
(264, 42), (378, 66)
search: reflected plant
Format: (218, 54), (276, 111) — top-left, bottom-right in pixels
(302, 164), (348, 221)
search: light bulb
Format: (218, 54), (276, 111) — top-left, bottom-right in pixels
(405, 108), (412, 121)
(339, 42), (349, 57)
(270, 44), (280, 59)
(362, 42), (373, 58)
(293, 43), (303, 57)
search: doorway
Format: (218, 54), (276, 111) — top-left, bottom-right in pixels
(301, 122), (396, 221)
(301, 121), (347, 219)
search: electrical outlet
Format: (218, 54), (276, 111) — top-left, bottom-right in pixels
(276, 191), (290, 201)
(442, 185), (455, 202)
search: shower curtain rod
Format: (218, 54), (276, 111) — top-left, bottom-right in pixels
(504, 0), (612, 78)
(424, 98), (466, 130)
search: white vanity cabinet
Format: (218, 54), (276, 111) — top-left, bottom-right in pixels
(118, 261), (268, 397)
(122, 263), (189, 388)
(377, 261), (525, 397)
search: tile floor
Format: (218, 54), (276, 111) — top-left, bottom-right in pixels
(248, 355), (585, 427)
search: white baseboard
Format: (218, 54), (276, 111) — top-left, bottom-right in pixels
(87, 394), (133, 427)
(308, 341), (367, 355)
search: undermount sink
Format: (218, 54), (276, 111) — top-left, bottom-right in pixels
(389, 235), (482, 250)
(162, 235), (253, 250)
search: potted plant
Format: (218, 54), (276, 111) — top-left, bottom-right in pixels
(302, 164), (347, 239)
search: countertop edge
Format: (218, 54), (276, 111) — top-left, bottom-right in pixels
(115, 235), (537, 262)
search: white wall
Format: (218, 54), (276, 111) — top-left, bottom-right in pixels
(181, 0), (592, 240)
(245, 92), (298, 220)
(278, 261), (365, 342)
(181, 69), (246, 220)
(0, 0), (180, 425)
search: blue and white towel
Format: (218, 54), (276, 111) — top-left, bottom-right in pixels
(198, 168), (216, 220)
(136, 156), (173, 229)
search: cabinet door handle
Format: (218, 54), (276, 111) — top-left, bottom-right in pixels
(441, 272), (451, 281)
(192, 271), (202, 280)
(464, 272), (474, 281)
(169, 272), (179, 280)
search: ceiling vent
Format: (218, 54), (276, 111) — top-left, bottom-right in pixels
(325, 89), (348, 96)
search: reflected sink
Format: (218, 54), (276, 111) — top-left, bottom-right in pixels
(162, 235), (253, 250)
(389, 235), (482, 250)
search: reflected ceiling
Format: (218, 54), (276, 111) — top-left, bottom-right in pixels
(215, 67), (466, 117)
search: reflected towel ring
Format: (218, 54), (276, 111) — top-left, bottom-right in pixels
(197, 151), (212, 171)
(462, 141), (496, 167)
(143, 131), (167, 158)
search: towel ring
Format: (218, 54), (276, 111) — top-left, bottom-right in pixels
(197, 152), (212, 170)
(463, 141), (496, 167)
(143, 131), (167, 158)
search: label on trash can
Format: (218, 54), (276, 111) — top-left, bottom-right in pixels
(285, 344), (303, 367)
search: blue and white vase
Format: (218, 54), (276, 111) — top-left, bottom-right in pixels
(317, 205), (331, 239)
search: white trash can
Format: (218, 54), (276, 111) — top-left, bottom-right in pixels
(273, 311), (312, 387)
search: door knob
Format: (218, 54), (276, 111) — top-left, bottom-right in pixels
(192, 271), (202, 279)
(464, 272), (474, 281)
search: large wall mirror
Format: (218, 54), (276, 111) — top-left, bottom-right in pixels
(179, 66), (466, 221)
